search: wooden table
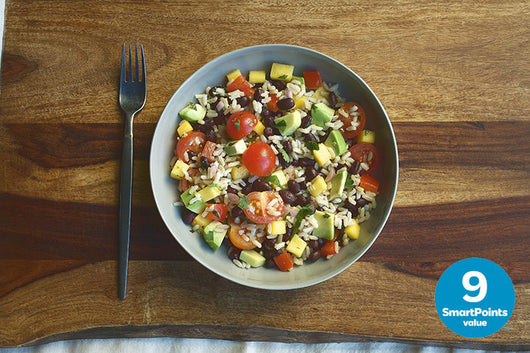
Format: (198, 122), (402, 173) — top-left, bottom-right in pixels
(1, 0), (528, 349)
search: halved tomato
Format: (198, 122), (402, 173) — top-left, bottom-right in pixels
(242, 141), (276, 177)
(348, 143), (380, 175)
(338, 102), (366, 139)
(243, 191), (284, 224)
(228, 224), (265, 250)
(226, 111), (258, 140)
(205, 203), (228, 222)
(176, 131), (206, 162)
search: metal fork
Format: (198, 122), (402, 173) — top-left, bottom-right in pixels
(118, 44), (146, 300)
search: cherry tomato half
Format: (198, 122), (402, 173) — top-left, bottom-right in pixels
(226, 75), (253, 97)
(338, 102), (366, 139)
(242, 141), (276, 177)
(244, 191), (284, 224)
(176, 131), (206, 161)
(205, 203), (228, 222)
(226, 111), (258, 140)
(348, 142), (380, 175)
(228, 224), (265, 250)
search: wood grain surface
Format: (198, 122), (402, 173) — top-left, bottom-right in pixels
(1, 0), (529, 349)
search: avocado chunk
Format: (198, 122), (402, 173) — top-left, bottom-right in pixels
(179, 103), (207, 122)
(180, 188), (206, 214)
(202, 221), (227, 251)
(239, 250), (266, 267)
(224, 139), (247, 155)
(311, 103), (335, 129)
(329, 169), (348, 201)
(274, 110), (301, 136)
(312, 211), (335, 240)
(324, 130), (348, 156)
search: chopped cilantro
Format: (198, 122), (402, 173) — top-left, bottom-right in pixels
(234, 120), (241, 131)
(238, 195), (249, 210)
(262, 175), (281, 187)
(211, 210), (220, 218)
(279, 74), (288, 79)
(280, 148), (291, 163)
(275, 119), (287, 129)
(292, 205), (314, 235)
(305, 140), (320, 151)
(344, 174), (354, 189)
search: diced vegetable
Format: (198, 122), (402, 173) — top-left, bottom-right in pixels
(359, 174), (380, 193)
(308, 175), (327, 197)
(205, 203), (228, 222)
(248, 70), (266, 83)
(270, 63), (294, 82)
(273, 252), (294, 271)
(231, 164), (251, 180)
(267, 220), (286, 235)
(170, 160), (190, 180)
(253, 120), (266, 135)
(321, 241), (338, 256)
(199, 141), (217, 163)
(226, 75), (253, 97)
(226, 69), (241, 82)
(197, 185), (222, 202)
(357, 130), (375, 144)
(286, 234), (307, 257)
(345, 220), (361, 240)
(192, 213), (212, 229)
(303, 71), (322, 89)
(270, 170), (288, 187)
(312, 143), (332, 166)
(240, 250), (266, 267)
(177, 120), (193, 137)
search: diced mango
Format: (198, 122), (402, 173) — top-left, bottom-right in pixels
(177, 120), (194, 137)
(312, 143), (332, 166)
(231, 164), (250, 180)
(308, 175), (327, 197)
(294, 95), (307, 110)
(248, 70), (266, 83)
(286, 234), (307, 257)
(270, 170), (288, 186)
(192, 213), (212, 229)
(312, 86), (328, 101)
(226, 69), (241, 82)
(170, 160), (190, 180)
(356, 130), (375, 144)
(267, 220), (286, 235)
(345, 220), (361, 240)
(253, 120), (266, 135)
(197, 185), (221, 202)
(270, 63), (294, 82)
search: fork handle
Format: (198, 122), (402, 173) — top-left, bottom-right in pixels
(118, 114), (134, 300)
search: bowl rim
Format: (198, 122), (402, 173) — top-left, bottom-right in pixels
(149, 44), (399, 290)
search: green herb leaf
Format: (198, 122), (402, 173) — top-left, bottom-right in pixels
(305, 140), (320, 151)
(280, 148), (291, 163)
(292, 205), (314, 235)
(279, 74), (288, 79)
(275, 119), (287, 129)
(234, 120), (241, 131)
(262, 175), (281, 187)
(344, 174), (354, 189)
(211, 210), (220, 218)
(238, 195), (250, 210)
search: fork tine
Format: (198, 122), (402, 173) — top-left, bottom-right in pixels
(120, 44), (126, 83)
(128, 44), (133, 82)
(134, 45), (139, 82)
(141, 45), (146, 83)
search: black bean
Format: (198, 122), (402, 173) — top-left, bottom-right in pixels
(205, 130), (217, 143)
(319, 129), (332, 143)
(186, 150), (197, 162)
(279, 190), (296, 205)
(348, 160), (362, 175)
(181, 208), (197, 225)
(308, 239), (321, 250)
(301, 114), (312, 128)
(213, 112), (227, 125)
(231, 205), (244, 218)
(270, 79), (286, 90)
(295, 194), (307, 207)
(277, 97), (295, 111)
(208, 86), (223, 97)
(253, 88), (264, 102)
(241, 183), (253, 195)
(304, 133), (318, 143)
(305, 167), (318, 180)
(263, 116), (275, 128)
(252, 179), (272, 192)
(263, 127), (274, 137)
(236, 96), (249, 107)
(298, 181), (307, 190)
(261, 107), (271, 118)
(296, 157), (315, 167)
(200, 156), (210, 169)
(265, 258), (277, 268)
(287, 179), (301, 194)
(308, 250), (321, 262)
(282, 140), (293, 154)
(228, 246), (241, 260)
(226, 186), (239, 195)
(278, 152), (290, 168)
(282, 226), (293, 242)
(357, 197), (369, 207)
(329, 91), (338, 107)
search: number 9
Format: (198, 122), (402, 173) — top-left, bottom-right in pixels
(462, 271), (487, 303)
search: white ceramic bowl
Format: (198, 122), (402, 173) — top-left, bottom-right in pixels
(150, 44), (398, 290)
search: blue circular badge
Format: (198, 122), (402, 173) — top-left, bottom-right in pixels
(435, 258), (515, 338)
